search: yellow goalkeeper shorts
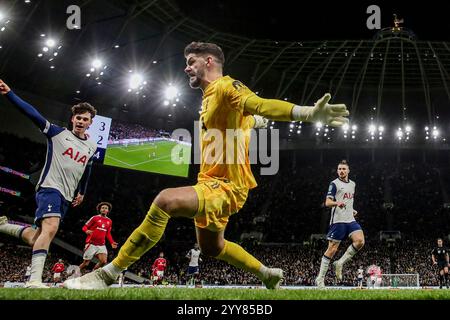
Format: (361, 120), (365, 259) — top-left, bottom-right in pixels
(193, 178), (249, 232)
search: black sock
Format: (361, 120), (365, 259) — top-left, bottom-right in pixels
(439, 274), (444, 286)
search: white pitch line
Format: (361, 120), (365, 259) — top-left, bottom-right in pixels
(128, 154), (173, 167)
(106, 148), (180, 167)
(119, 146), (158, 153)
(104, 155), (134, 167)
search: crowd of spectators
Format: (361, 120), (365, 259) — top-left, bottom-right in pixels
(0, 237), (443, 287)
(108, 121), (163, 141)
(391, 163), (448, 237)
(0, 241), (80, 284)
(1, 134), (450, 287)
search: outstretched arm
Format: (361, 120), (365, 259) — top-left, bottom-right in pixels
(244, 93), (349, 127)
(0, 79), (48, 131)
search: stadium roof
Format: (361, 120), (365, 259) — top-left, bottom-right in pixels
(0, 0), (449, 131)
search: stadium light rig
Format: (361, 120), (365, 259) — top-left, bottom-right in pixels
(343, 123), (357, 140)
(424, 126), (440, 141)
(270, 121), (446, 143)
(378, 126), (384, 140)
(342, 123), (349, 139)
(91, 59), (103, 69)
(368, 124), (376, 141)
(46, 39), (56, 48)
(404, 125), (411, 141)
(314, 122), (323, 136)
(85, 58), (107, 84)
(289, 121), (302, 134)
(0, 11), (10, 41)
(396, 128), (404, 140)
(0, 13), (10, 27)
(164, 84), (179, 99)
(127, 72), (147, 94)
(351, 125), (357, 139)
(164, 84), (181, 107)
(37, 35), (62, 69)
(432, 127), (439, 140)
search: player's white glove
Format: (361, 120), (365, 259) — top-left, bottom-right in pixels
(253, 115), (269, 129)
(292, 93), (349, 127)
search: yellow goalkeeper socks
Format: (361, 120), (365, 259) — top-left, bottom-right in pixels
(112, 203), (170, 270)
(215, 240), (263, 278)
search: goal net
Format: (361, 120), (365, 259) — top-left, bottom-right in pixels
(377, 273), (420, 288)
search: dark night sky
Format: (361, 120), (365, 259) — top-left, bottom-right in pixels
(173, 1), (450, 41)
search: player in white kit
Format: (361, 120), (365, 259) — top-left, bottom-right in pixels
(315, 160), (365, 288)
(24, 265), (32, 282)
(186, 243), (202, 285)
(357, 265), (364, 288)
(0, 79), (97, 288)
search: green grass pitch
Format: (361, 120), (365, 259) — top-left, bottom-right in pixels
(1, 287), (450, 300)
(103, 141), (190, 177)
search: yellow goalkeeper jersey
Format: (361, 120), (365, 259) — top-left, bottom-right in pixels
(197, 75), (257, 190)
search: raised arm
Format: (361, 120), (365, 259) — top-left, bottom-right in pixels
(244, 93), (349, 127)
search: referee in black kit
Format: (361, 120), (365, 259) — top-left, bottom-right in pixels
(431, 238), (449, 289)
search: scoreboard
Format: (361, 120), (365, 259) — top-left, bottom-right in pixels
(83, 115), (190, 177)
(85, 114), (112, 163)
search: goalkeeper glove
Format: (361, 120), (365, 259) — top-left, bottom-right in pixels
(252, 115), (269, 129)
(292, 93), (349, 127)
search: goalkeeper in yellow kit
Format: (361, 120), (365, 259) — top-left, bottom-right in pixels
(64, 42), (349, 290)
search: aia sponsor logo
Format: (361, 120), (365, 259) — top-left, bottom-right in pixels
(62, 147), (88, 165)
(343, 193), (354, 200)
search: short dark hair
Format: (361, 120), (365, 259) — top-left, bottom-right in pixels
(72, 102), (97, 119)
(184, 42), (225, 66)
(96, 201), (112, 213)
(339, 160), (349, 167)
